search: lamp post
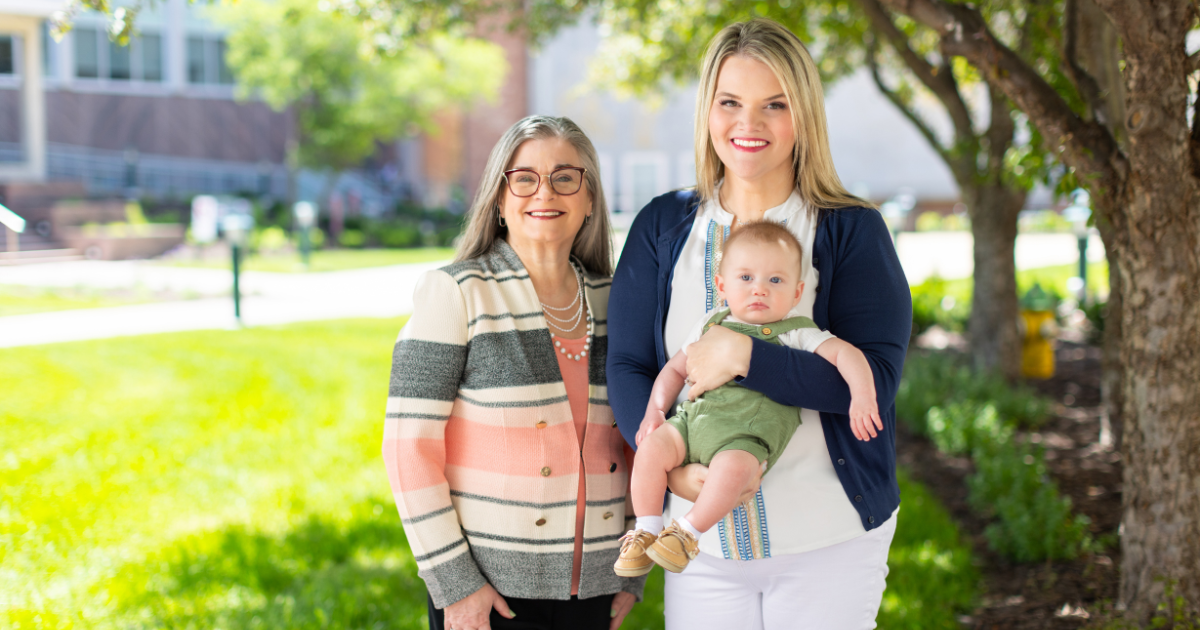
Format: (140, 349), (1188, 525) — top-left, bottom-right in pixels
(222, 213), (254, 323)
(293, 201), (316, 269)
(1062, 188), (1092, 305)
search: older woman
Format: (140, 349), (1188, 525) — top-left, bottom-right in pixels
(608, 19), (911, 630)
(384, 115), (641, 630)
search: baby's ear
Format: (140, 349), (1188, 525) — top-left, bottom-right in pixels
(714, 273), (726, 296)
(795, 280), (805, 303)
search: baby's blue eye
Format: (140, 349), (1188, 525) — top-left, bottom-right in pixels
(740, 274), (752, 282)
(770, 277), (782, 284)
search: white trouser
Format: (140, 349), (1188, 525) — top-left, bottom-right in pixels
(663, 512), (898, 630)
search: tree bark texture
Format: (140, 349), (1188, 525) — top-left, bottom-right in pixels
(963, 183), (1025, 378)
(879, 0), (1200, 618)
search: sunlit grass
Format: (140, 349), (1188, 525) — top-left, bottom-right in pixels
(159, 247), (456, 273)
(3, 319), (975, 629)
(0, 284), (154, 317)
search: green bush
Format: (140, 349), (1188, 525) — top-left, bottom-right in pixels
(378, 226), (421, 248)
(899, 353), (1090, 563)
(910, 276), (970, 340)
(339, 229), (366, 248)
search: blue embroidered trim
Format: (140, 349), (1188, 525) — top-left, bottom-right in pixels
(757, 490), (771, 557)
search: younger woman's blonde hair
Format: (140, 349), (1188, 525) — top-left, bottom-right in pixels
(694, 18), (870, 211)
(456, 115), (613, 276)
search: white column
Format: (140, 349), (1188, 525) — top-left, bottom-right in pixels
(0, 14), (47, 181)
(166, 0), (186, 91)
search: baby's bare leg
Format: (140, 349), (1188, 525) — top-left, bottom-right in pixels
(683, 449), (761, 533)
(631, 423), (687, 518)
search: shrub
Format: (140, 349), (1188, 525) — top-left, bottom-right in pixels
(897, 353), (1050, 432)
(378, 226), (420, 248)
(338, 229), (366, 248)
(910, 276), (970, 340)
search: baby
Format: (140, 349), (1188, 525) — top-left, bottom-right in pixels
(614, 220), (883, 576)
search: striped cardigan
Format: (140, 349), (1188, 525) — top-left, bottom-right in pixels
(382, 239), (641, 609)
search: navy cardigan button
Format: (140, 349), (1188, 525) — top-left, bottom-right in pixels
(854, 495), (863, 502)
(837, 458), (846, 465)
(868, 516), (876, 524)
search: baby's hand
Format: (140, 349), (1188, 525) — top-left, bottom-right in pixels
(636, 409), (667, 446)
(849, 397), (883, 442)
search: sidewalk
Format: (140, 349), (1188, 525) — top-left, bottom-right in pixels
(0, 260), (447, 348)
(0, 232), (1107, 348)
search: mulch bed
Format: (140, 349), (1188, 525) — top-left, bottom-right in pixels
(896, 340), (1122, 629)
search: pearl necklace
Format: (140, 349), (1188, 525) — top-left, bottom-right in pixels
(544, 262), (592, 361)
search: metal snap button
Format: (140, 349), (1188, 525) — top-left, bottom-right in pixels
(761, 327), (772, 335)
(541, 467), (551, 477)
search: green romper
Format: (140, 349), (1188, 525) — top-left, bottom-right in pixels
(666, 309), (820, 472)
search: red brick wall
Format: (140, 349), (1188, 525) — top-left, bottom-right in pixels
(462, 19), (528, 204)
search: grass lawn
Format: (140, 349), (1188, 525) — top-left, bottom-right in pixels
(160, 247), (456, 273)
(0, 285), (154, 317)
(2, 319), (976, 629)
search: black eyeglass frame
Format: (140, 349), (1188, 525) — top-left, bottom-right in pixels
(501, 167), (588, 198)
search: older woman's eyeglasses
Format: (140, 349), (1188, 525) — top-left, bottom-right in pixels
(502, 167), (586, 197)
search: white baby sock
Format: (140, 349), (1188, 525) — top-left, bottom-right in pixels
(635, 516), (664, 535)
(677, 516), (703, 538)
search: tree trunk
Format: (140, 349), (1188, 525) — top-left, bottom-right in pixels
(963, 182), (1026, 379)
(1099, 257), (1122, 451)
(1112, 15), (1200, 617)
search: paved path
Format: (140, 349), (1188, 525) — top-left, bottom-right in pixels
(0, 232), (1106, 348)
(0, 260), (447, 348)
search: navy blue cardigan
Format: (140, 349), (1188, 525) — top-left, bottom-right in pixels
(607, 189), (911, 532)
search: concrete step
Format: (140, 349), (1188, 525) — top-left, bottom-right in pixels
(0, 248), (84, 265)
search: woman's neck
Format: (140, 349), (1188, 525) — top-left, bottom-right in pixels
(508, 238), (577, 306)
(719, 168), (795, 228)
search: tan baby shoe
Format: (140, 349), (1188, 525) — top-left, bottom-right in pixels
(614, 529), (659, 577)
(646, 520), (699, 573)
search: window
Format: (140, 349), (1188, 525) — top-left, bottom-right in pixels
(620, 152), (671, 213)
(109, 39), (131, 80)
(74, 27), (163, 83)
(188, 35), (234, 85)
(0, 36), (12, 75)
(141, 33), (162, 82)
(74, 27), (99, 78)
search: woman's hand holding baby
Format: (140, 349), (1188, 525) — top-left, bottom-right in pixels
(685, 326), (752, 400)
(636, 409), (667, 446)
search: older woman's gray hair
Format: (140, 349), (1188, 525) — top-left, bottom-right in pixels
(455, 115), (613, 276)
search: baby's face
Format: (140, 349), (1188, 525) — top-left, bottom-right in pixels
(715, 240), (804, 325)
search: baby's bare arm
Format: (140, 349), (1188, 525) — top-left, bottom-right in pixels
(814, 338), (882, 440)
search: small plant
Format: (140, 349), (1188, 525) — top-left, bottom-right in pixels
(1086, 580), (1200, 629)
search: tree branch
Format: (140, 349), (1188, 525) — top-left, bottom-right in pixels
(1063, 0), (1112, 126)
(880, 0), (1127, 187)
(855, 0), (976, 143)
(865, 38), (955, 169)
(985, 82), (1015, 181)
(1191, 81), (1200, 179)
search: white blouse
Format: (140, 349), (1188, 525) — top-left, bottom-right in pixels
(664, 188), (866, 559)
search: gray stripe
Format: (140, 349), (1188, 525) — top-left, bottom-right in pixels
(455, 273), (531, 284)
(419, 546), (487, 609)
(586, 334), (608, 386)
(402, 505), (456, 525)
(386, 412), (447, 420)
(467, 311), (543, 327)
(451, 490), (578, 510)
(412, 537), (467, 562)
(462, 529), (577, 546)
(582, 532), (624, 544)
(457, 393), (571, 408)
(584, 496), (626, 507)
(585, 280), (612, 288)
(586, 398), (610, 406)
(461, 538), (634, 602)
(390, 340), (467, 401)
(462, 329), (563, 389)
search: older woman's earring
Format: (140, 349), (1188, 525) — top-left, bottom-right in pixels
(497, 209), (506, 227)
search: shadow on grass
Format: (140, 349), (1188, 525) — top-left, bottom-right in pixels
(108, 498), (431, 629)
(878, 469), (982, 629)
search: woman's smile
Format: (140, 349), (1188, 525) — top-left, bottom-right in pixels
(731, 137), (771, 152)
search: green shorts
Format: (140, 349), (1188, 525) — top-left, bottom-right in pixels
(665, 381), (801, 472)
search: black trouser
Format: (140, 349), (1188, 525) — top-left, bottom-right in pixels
(427, 592), (615, 630)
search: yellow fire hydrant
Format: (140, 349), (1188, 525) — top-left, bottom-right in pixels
(1019, 283), (1058, 379)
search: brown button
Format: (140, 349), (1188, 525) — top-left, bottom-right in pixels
(535, 518), (547, 526)
(761, 327), (772, 335)
(541, 466), (551, 477)
(536, 421), (548, 429)
(609, 462), (617, 473)
(603, 511), (614, 520)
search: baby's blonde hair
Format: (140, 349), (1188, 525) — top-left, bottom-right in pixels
(720, 221), (804, 276)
